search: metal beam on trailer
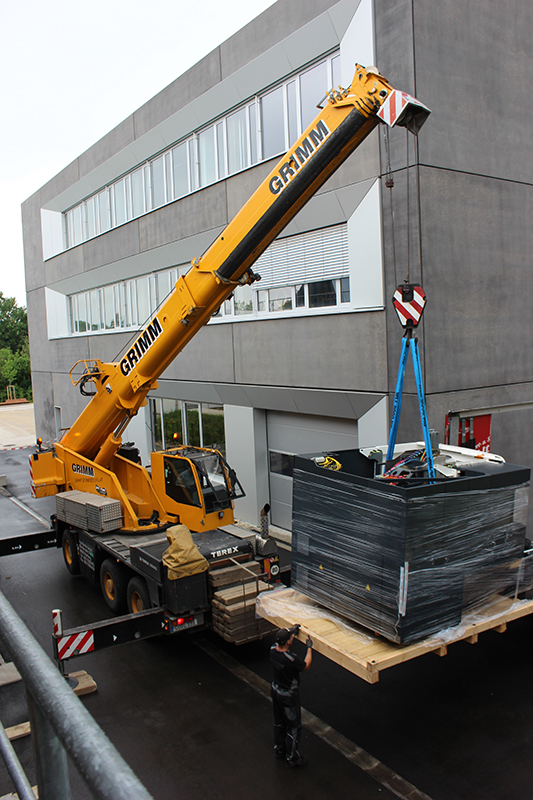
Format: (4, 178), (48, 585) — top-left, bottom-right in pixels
(0, 530), (57, 557)
(53, 608), (168, 661)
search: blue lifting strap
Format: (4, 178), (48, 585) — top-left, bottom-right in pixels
(386, 334), (435, 479)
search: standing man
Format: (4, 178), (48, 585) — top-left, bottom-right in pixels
(270, 624), (313, 767)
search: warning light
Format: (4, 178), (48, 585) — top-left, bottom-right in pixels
(173, 432), (180, 441)
(177, 618), (184, 625)
(36, 437), (43, 452)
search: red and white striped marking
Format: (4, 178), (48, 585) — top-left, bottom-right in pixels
(29, 454), (36, 497)
(52, 609), (62, 637)
(393, 285), (426, 327)
(378, 90), (428, 128)
(56, 630), (95, 661)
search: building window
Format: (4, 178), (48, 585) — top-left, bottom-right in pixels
(66, 223), (351, 335)
(151, 156), (165, 209)
(309, 280), (336, 308)
(63, 53), (340, 249)
(300, 61), (328, 130)
(149, 398), (226, 456)
(269, 452), (295, 478)
(199, 127), (216, 187)
(262, 86), (286, 160)
(227, 107), (250, 174)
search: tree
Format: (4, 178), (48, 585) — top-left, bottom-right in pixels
(0, 293), (32, 402)
(0, 293), (28, 354)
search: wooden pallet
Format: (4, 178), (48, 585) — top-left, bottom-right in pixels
(0, 660), (96, 697)
(1, 666), (97, 749)
(212, 580), (273, 643)
(212, 596), (261, 617)
(208, 561), (262, 588)
(256, 588), (533, 684)
(213, 617), (274, 643)
(213, 580), (270, 606)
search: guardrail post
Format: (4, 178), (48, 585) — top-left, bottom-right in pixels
(0, 719), (36, 800)
(27, 689), (72, 800)
(0, 590), (154, 800)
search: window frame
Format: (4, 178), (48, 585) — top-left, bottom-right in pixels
(62, 53), (340, 249)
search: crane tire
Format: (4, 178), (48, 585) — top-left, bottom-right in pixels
(62, 530), (81, 575)
(127, 576), (151, 614)
(100, 558), (128, 614)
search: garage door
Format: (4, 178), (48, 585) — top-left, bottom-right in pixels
(267, 410), (358, 530)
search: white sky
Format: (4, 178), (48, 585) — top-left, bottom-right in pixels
(0, 0), (276, 307)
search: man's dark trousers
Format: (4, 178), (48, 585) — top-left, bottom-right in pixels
(271, 683), (302, 762)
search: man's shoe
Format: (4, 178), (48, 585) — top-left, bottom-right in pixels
(275, 749), (286, 760)
(286, 755), (308, 768)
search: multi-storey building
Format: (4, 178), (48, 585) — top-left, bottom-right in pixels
(23, 0), (533, 530)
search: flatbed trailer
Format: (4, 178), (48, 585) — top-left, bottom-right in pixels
(0, 516), (279, 654)
(256, 587), (533, 684)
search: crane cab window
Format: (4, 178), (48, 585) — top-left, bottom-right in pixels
(164, 457), (201, 508)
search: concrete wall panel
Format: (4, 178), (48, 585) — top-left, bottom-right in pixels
(321, 134), (380, 193)
(160, 324), (236, 385)
(419, 167), (533, 393)
(26, 159), (81, 212)
(225, 163), (272, 222)
(133, 52), (222, 140)
(82, 221), (141, 273)
(231, 312), (388, 391)
(78, 117), (136, 179)
(32, 371), (57, 441)
(139, 186), (228, 253)
(26, 290), (52, 374)
(412, 0), (533, 184)
(44, 247), (84, 288)
(22, 201), (46, 293)
(48, 336), (90, 375)
(219, 0), (340, 79)
(52, 371), (89, 431)
(87, 332), (132, 364)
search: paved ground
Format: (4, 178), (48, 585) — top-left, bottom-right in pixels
(0, 404), (36, 450)
(1, 431), (533, 798)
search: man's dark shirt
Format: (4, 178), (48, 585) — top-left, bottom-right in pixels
(270, 645), (306, 691)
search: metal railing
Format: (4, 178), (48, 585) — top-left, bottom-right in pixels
(0, 590), (153, 800)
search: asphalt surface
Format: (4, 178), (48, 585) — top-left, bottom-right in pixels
(1, 444), (533, 799)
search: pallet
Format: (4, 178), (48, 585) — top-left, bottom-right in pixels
(213, 580), (270, 607)
(209, 561), (262, 588)
(256, 588), (533, 684)
(69, 670), (98, 696)
(5, 721), (31, 741)
(212, 580), (273, 642)
(0, 662), (21, 687)
(213, 617), (273, 640)
(212, 598), (260, 618)
(1, 670), (96, 751)
(0, 662), (96, 695)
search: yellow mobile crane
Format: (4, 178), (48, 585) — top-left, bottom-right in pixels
(31, 65), (428, 529)
(15, 66), (430, 642)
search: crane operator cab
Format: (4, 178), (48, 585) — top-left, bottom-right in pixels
(151, 446), (245, 531)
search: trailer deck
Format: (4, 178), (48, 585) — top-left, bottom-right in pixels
(256, 587), (533, 684)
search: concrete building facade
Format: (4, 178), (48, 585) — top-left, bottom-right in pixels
(22, 0), (533, 531)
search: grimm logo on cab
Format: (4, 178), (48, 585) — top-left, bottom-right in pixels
(269, 120), (331, 196)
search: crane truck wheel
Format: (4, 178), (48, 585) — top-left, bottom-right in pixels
(100, 558), (128, 614)
(127, 576), (151, 614)
(62, 530), (81, 575)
